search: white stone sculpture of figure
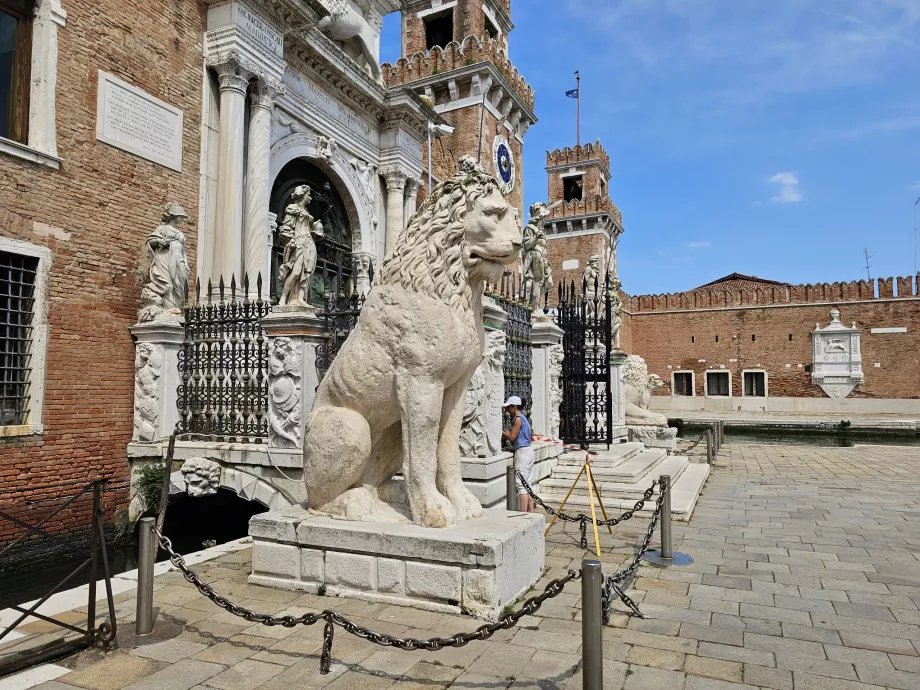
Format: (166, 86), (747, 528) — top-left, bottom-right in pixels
(522, 202), (552, 310)
(304, 157), (522, 528)
(133, 343), (162, 442)
(460, 330), (507, 457)
(624, 355), (670, 427)
(548, 344), (565, 439)
(138, 203), (190, 323)
(317, 0), (382, 82)
(317, 136), (337, 162)
(609, 276), (623, 345)
(583, 254), (602, 319)
(268, 337), (303, 449)
(181, 458), (221, 498)
(278, 186), (325, 308)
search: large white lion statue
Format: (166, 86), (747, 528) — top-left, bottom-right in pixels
(624, 355), (669, 427)
(304, 157), (522, 528)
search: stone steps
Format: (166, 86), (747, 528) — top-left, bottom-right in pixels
(555, 442), (645, 468)
(549, 448), (669, 484)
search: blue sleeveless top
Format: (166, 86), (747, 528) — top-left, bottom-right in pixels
(513, 413), (532, 450)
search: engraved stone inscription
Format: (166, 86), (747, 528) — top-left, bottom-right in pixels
(236, 4), (282, 58)
(96, 71), (183, 172)
(284, 67), (376, 146)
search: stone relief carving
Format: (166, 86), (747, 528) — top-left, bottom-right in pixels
(268, 337), (303, 449)
(624, 355), (677, 445)
(317, 0), (383, 82)
(350, 156), (377, 202)
(522, 202), (552, 311)
(132, 343), (162, 442)
(812, 308), (863, 399)
(460, 330), (507, 458)
(548, 344), (564, 440)
(278, 185), (325, 308)
(317, 135), (338, 162)
(138, 203), (190, 323)
(304, 157), (521, 527)
(181, 458), (221, 498)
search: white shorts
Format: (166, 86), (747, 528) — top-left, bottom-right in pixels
(514, 446), (535, 495)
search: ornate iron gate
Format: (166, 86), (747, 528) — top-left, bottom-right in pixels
(315, 257), (371, 381)
(493, 273), (533, 415)
(555, 273), (613, 447)
(176, 274), (271, 442)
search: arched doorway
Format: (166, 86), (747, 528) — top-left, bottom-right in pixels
(270, 159), (354, 306)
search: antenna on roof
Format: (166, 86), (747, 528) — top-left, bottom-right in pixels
(863, 248), (873, 281)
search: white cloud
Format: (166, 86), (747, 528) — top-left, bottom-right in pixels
(688, 241), (712, 249)
(912, 181), (920, 191)
(769, 172), (803, 203)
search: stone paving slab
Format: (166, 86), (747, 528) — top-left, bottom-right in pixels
(4, 443), (920, 688)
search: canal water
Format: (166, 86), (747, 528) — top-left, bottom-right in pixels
(680, 427), (920, 448)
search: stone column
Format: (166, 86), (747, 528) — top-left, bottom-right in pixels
(609, 348), (628, 439)
(530, 318), (564, 439)
(482, 297), (509, 453)
(404, 177), (420, 224)
(244, 77), (285, 295)
(28, 0), (66, 156)
(129, 321), (185, 445)
(353, 251), (375, 295)
(382, 168), (408, 254)
(261, 310), (327, 470)
(210, 57), (252, 283)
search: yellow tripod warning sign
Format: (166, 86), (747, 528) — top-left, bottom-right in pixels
(544, 457), (612, 558)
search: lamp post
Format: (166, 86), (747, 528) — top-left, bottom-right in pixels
(428, 122), (456, 194)
(914, 197), (919, 278)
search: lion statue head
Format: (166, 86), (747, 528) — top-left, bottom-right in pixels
(624, 355), (651, 390)
(377, 156), (521, 315)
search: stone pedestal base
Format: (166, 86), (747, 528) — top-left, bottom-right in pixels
(248, 507), (545, 621)
(628, 425), (678, 451)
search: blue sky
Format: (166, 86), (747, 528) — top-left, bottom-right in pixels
(381, 0), (920, 295)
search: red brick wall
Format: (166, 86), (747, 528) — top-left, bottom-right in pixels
(625, 299), (920, 399)
(545, 232), (610, 304)
(0, 0), (205, 541)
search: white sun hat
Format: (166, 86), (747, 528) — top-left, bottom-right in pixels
(503, 396), (522, 408)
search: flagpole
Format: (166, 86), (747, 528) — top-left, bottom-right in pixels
(576, 70), (581, 147)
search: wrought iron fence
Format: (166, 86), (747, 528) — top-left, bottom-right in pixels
(315, 258), (371, 382)
(492, 273), (533, 415)
(555, 272), (613, 447)
(176, 274), (271, 443)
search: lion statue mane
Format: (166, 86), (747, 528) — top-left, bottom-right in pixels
(624, 355), (670, 427)
(304, 157), (522, 528)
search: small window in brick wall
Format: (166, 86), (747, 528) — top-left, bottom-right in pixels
(0, 249), (38, 425)
(744, 372), (766, 397)
(673, 373), (693, 396)
(563, 175), (584, 202)
(752, 334), (756, 342)
(424, 11), (453, 51)
(789, 334), (793, 341)
(706, 371), (730, 397)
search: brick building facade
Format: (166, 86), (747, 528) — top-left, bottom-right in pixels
(0, 0), (206, 541)
(620, 274), (920, 405)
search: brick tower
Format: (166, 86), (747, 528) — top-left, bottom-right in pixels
(382, 0), (537, 213)
(543, 140), (624, 294)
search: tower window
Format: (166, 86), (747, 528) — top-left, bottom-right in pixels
(424, 11), (454, 51)
(752, 334), (756, 342)
(563, 175), (584, 202)
(789, 334), (793, 341)
(691, 336), (695, 344)
(715, 335), (719, 343)
(484, 14), (499, 41)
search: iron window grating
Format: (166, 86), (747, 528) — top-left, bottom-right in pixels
(0, 250), (38, 426)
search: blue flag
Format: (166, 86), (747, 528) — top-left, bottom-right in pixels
(566, 88), (579, 99)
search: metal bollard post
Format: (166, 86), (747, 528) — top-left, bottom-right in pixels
(506, 465), (520, 511)
(705, 429), (713, 465)
(136, 517), (156, 636)
(643, 475), (693, 566)
(581, 559), (603, 690)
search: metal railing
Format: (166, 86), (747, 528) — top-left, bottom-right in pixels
(491, 272), (534, 416)
(0, 479), (117, 678)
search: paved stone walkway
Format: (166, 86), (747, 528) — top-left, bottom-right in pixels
(4, 442), (920, 689)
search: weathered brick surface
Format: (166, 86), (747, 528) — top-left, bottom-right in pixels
(0, 0), (205, 541)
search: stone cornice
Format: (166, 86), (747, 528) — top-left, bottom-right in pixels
(546, 158), (611, 180)
(202, 0), (328, 33)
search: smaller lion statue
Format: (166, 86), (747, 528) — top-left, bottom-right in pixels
(624, 355), (670, 428)
(181, 458), (221, 498)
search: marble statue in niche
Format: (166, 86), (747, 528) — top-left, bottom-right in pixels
(138, 202), (190, 323)
(278, 186), (325, 308)
(522, 202), (552, 311)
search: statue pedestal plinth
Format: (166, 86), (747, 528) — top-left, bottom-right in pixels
(628, 425), (678, 451)
(248, 507), (545, 621)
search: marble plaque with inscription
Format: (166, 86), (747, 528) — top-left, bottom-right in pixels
(95, 71), (183, 172)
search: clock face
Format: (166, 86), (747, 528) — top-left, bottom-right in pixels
(492, 135), (516, 194)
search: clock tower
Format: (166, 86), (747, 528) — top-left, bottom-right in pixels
(381, 0), (537, 213)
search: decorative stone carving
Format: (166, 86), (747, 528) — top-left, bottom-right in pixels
(522, 202), (552, 310)
(812, 308), (864, 398)
(304, 157), (521, 528)
(132, 342), (162, 442)
(317, 135), (337, 162)
(460, 330), (507, 458)
(350, 156), (377, 202)
(609, 276), (623, 346)
(269, 337), (303, 448)
(181, 458), (221, 498)
(625, 355), (677, 447)
(138, 203), (190, 323)
(548, 344), (564, 440)
(278, 185), (325, 308)
(583, 254), (602, 319)
(317, 0), (383, 82)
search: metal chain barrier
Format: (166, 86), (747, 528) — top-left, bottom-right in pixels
(679, 434), (706, 454)
(154, 531), (579, 674)
(601, 481), (668, 624)
(517, 471), (659, 548)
